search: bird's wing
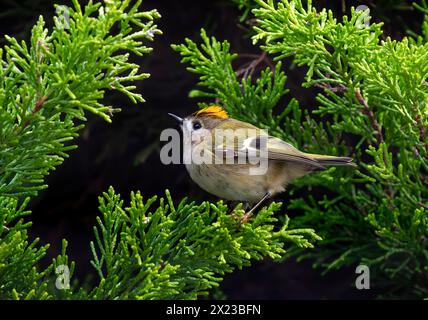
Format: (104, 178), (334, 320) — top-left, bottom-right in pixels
(212, 121), (324, 169)
(261, 136), (324, 169)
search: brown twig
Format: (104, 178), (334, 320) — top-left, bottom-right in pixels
(236, 23), (250, 33)
(355, 89), (384, 144)
(415, 114), (428, 154)
(314, 82), (347, 93)
(418, 202), (428, 210)
(23, 95), (48, 128)
(33, 95), (47, 114)
(236, 52), (274, 79)
(355, 89), (396, 200)
(246, 18), (258, 27)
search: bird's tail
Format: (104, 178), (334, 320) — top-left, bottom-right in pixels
(304, 153), (357, 167)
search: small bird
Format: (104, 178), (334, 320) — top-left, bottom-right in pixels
(169, 106), (355, 223)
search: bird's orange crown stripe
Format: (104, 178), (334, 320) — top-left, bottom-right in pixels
(194, 105), (229, 119)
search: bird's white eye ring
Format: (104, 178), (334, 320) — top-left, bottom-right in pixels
(192, 121), (202, 130)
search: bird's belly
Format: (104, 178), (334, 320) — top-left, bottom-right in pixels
(186, 163), (270, 202)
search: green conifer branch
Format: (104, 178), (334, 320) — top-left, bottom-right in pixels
(1, 0), (321, 300)
(0, 0), (161, 299)
(172, 30), (333, 150)
(414, 0), (428, 42)
(2, 0), (426, 300)
(1, 186), (320, 299)
(174, 0), (428, 297)
(249, 0), (428, 297)
(0, 196), (52, 299)
(0, 0), (161, 198)
(84, 188), (320, 299)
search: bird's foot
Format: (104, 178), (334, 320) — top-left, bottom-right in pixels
(231, 202), (252, 225)
(236, 193), (271, 226)
(237, 212), (253, 225)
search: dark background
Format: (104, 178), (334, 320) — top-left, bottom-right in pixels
(1, 0), (424, 299)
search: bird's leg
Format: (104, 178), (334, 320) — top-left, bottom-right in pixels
(243, 202), (252, 211)
(230, 201), (249, 219)
(238, 192), (271, 225)
(226, 200), (240, 213)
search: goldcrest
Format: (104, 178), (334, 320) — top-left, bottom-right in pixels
(169, 106), (355, 222)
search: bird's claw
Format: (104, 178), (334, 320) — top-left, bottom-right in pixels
(237, 212), (252, 225)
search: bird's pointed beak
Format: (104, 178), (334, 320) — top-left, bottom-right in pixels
(168, 113), (183, 124)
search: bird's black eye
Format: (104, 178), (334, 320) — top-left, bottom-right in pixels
(192, 121), (202, 130)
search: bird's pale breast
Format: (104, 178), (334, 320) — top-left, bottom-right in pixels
(186, 161), (288, 203)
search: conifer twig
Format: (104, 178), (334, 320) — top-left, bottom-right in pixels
(355, 89), (384, 144)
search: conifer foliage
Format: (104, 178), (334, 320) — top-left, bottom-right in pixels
(0, 0), (320, 299)
(174, 0), (428, 298)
